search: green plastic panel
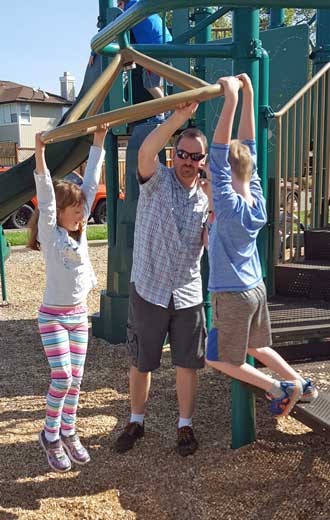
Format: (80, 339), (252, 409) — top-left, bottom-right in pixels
(204, 23), (309, 152)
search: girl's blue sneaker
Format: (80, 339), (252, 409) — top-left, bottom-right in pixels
(270, 380), (303, 417)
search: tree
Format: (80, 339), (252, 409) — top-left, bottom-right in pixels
(167, 8), (316, 42)
(285, 8), (315, 26)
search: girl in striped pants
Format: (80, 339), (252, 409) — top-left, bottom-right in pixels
(28, 125), (108, 472)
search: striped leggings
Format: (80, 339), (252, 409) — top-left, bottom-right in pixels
(38, 306), (89, 442)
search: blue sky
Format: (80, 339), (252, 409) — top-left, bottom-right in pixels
(2, 1), (100, 96)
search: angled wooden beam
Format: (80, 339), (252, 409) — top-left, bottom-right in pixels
(122, 47), (209, 89)
(64, 52), (123, 124)
(86, 65), (123, 117)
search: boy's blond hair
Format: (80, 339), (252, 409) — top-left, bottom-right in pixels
(228, 139), (252, 181)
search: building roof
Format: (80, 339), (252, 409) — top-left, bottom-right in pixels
(0, 81), (72, 106)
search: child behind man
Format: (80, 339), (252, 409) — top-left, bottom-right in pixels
(204, 74), (317, 417)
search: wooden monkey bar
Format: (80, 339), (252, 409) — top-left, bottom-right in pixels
(41, 48), (228, 145)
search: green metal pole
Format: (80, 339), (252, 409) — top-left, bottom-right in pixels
(258, 50), (274, 296)
(171, 8), (190, 92)
(98, 0), (114, 241)
(231, 7), (260, 449)
(269, 8), (285, 28)
(258, 49), (271, 287)
(98, 0), (109, 28)
(102, 42), (235, 58)
(0, 225), (8, 303)
(312, 9), (330, 225)
(100, 1), (119, 249)
(193, 7), (213, 333)
(313, 9), (330, 73)
(92, 0), (123, 342)
(190, 7), (210, 149)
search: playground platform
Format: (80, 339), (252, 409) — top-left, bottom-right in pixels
(269, 296), (330, 360)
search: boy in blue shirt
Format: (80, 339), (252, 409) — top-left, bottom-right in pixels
(117, 0), (172, 106)
(204, 74), (317, 417)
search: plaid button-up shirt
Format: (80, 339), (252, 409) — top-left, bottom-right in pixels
(131, 163), (209, 309)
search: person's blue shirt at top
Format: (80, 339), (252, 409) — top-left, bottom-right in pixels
(124, 0), (172, 44)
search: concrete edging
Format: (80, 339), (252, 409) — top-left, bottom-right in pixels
(9, 239), (108, 253)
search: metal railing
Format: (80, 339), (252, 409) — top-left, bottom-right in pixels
(273, 62), (330, 265)
(211, 27), (232, 39)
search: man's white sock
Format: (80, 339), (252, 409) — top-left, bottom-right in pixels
(178, 417), (192, 429)
(130, 413), (144, 425)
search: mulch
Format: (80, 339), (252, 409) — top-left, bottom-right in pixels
(1, 245), (330, 520)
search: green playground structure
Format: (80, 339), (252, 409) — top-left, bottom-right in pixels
(0, 224), (10, 305)
(1, 0), (330, 449)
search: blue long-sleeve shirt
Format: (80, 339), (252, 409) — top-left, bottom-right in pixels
(208, 140), (267, 292)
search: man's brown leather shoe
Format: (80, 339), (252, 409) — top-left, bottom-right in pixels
(177, 426), (198, 456)
(114, 422), (144, 453)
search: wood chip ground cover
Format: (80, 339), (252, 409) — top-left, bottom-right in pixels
(1, 245), (330, 519)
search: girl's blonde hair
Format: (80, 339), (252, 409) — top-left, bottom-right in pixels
(27, 180), (86, 251)
(228, 139), (253, 181)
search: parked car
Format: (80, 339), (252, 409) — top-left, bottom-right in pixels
(1, 168), (107, 228)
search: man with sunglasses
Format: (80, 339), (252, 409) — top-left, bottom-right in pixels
(115, 102), (209, 457)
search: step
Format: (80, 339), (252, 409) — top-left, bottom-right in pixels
(292, 393), (330, 437)
(246, 382), (330, 438)
(268, 295), (330, 361)
(275, 261), (330, 299)
(269, 295), (330, 341)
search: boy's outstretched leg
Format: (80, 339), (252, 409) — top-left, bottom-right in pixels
(248, 346), (319, 402)
(206, 358), (303, 417)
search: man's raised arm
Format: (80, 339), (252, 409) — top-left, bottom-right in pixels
(138, 102), (199, 181)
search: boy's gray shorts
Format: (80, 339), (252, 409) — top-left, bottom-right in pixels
(142, 69), (163, 89)
(142, 61), (172, 89)
(211, 282), (272, 366)
(127, 283), (206, 372)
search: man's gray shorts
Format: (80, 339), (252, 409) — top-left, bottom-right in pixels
(127, 283), (206, 372)
(211, 282), (272, 366)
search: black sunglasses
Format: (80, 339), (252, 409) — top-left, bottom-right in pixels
(176, 149), (206, 162)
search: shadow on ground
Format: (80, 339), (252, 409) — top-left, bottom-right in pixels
(1, 319), (330, 519)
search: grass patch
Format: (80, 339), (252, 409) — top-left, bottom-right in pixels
(87, 224), (107, 241)
(4, 230), (29, 246)
(4, 224), (107, 247)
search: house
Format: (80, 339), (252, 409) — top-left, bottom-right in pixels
(0, 78), (73, 150)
